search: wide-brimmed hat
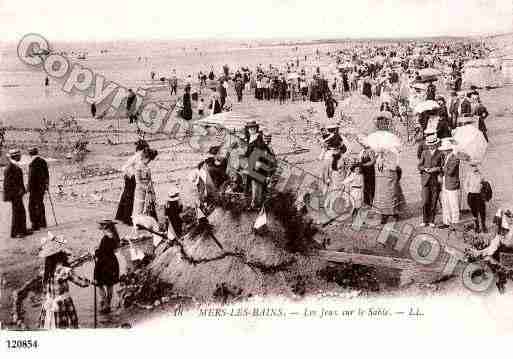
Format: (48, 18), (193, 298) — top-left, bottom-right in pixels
(208, 145), (220, 156)
(423, 128), (436, 136)
(425, 135), (440, 146)
(98, 219), (117, 230)
(8, 149), (21, 158)
(326, 123), (339, 130)
(39, 232), (70, 258)
(438, 137), (457, 151)
(168, 191), (180, 201)
(245, 120), (259, 129)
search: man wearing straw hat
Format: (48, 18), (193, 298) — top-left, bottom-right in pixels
(438, 138), (460, 229)
(418, 135), (443, 227)
(3, 149), (30, 238)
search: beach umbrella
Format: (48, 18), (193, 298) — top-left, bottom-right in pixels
(414, 100), (440, 114)
(411, 82), (427, 91)
(418, 68), (441, 77)
(366, 130), (402, 153)
(453, 125), (488, 162)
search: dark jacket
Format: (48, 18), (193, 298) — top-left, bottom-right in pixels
(182, 93), (192, 120)
(28, 156), (49, 195)
(442, 152), (460, 190)
(474, 104), (489, 132)
(3, 162), (25, 202)
(459, 98), (472, 116)
(418, 149), (443, 187)
(164, 201), (183, 237)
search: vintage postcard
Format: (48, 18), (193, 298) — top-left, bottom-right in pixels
(1, 0), (513, 356)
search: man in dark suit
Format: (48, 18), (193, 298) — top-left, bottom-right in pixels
(3, 149), (30, 238)
(438, 139), (460, 229)
(418, 136), (443, 227)
(448, 91), (459, 129)
(27, 147), (49, 231)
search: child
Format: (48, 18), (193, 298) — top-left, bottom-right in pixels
(342, 162), (364, 220)
(164, 191), (183, 239)
(197, 98), (205, 116)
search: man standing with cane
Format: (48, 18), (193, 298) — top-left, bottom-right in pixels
(3, 149), (31, 238)
(27, 147), (49, 231)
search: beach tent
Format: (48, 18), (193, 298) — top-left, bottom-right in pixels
(462, 59), (503, 88)
(502, 58), (513, 84)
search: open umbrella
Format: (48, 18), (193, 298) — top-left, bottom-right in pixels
(453, 125), (488, 162)
(414, 100), (440, 114)
(366, 130), (402, 153)
(418, 68), (441, 77)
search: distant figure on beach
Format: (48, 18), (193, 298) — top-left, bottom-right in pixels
(170, 70), (178, 96)
(198, 98), (205, 116)
(27, 147), (49, 231)
(44, 76), (49, 87)
(324, 92), (338, 119)
(126, 89), (137, 124)
(91, 102), (96, 118)
(181, 84), (193, 121)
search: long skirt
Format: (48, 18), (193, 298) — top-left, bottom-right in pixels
(459, 162), (470, 211)
(373, 170), (406, 215)
(441, 187), (460, 225)
(362, 168), (375, 206)
(39, 294), (79, 329)
(115, 175), (136, 225)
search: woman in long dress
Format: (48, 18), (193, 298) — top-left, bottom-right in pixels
(115, 140), (149, 225)
(373, 151), (406, 224)
(133, 147), (159, 222)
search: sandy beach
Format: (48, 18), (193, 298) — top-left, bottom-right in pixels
(2, 35), (513, 329)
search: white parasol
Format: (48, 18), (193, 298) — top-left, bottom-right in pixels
(418, 68), (441, 77)
(414, 100), (440, 114)
(366, 130), (402, 153)
(453, 125), (488, 162)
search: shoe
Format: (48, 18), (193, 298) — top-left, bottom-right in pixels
(419, 223), (427, 227)
(438, 224), (450, 229)
(429, 223), (436, 228)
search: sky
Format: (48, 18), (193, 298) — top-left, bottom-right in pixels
(0, 0), (512, 41)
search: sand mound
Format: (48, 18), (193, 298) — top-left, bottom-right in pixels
(149, 192), (329, 300)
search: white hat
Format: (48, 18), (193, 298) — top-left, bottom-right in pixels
(168, 191), (180, 201)
(438, 138), (456, 151)
(425, 135), (440, 146)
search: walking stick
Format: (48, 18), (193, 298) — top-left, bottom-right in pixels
(46, 189), (58, 226)
(93, 255), (97, 329)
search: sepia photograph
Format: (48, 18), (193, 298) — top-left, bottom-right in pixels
(1, 0), (513, 355)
